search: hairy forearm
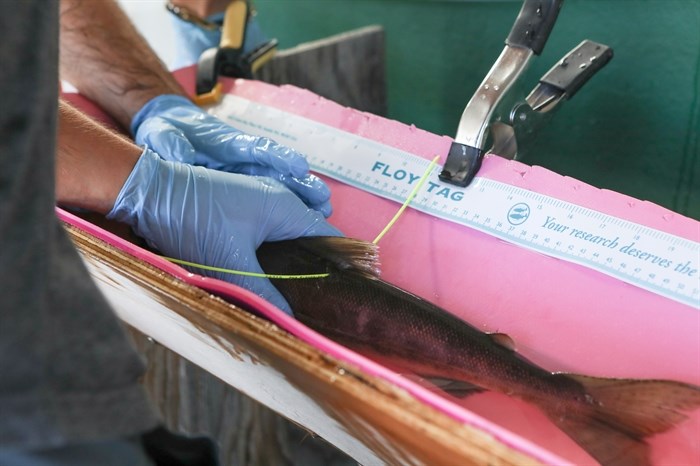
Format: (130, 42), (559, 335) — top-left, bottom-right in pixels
(59, 0), (187, 129)
(57, 100), (141, 214)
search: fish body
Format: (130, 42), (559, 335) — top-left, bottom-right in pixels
(257, 237), (700, 466)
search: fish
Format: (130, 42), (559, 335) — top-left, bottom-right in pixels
(257, 236), (700, 466)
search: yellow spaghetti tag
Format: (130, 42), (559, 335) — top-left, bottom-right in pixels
(162, 155), (439, 279)
(163, 256), (329, 279)
(372, 155), (440, 244)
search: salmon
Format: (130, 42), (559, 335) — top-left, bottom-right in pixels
(257, 236), (700, 466)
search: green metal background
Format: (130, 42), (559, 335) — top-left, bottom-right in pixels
(256, 0), (699, 219)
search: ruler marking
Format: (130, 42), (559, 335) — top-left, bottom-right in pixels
(212, 95), (700, 309)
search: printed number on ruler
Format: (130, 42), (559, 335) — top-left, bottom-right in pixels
(209, 95), (700, 308)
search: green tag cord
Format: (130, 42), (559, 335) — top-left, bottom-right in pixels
(163, 256), (329, 279)
(163, 155), (439, 279)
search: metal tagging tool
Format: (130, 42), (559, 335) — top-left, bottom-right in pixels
(190, 0), (278, 106)
(439, 0), (613, 187)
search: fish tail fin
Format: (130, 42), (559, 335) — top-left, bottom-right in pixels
(553, 416), (652, 466)
(545, 375), (700, 466)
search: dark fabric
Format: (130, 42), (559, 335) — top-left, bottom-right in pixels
(0, 436), (154, 466)
(0, 0), (158, 449)
(140, 427), (218, 466)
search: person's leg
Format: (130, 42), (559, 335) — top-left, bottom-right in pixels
(1, 0), (154, 452)
(0, 437), (153, 466)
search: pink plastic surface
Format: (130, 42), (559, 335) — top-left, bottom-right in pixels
(60, 67), (700, 465)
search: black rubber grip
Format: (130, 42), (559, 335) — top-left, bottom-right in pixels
(506, 0), (564, 55)
(196, 48), (220, 95)
(540, 40), (613, 98)
(439, 142), (484, 187)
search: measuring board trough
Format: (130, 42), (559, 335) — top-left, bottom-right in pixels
(209, 94), (699, 309)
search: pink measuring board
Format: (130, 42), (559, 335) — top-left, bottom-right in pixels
(60, 66), (700, 465)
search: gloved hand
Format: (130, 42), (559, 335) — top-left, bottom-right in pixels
(131, 95), (333, 217)
(107, 148), (342, 314)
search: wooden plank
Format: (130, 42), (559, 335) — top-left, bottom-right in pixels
(255, 25), (387, 116)
(129, 330), (354, 465)
(65, 221), (540, 466)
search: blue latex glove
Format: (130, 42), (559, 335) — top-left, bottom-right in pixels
(132, 95), (333, 218)
(107, 148), (342, 315)
(168, 11), (267, 70)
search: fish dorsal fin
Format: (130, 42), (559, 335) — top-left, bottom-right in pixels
(489, 333), (516, 351)
(297, 237), (381, 279)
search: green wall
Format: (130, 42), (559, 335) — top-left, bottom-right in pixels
(257, 0), (700, 219)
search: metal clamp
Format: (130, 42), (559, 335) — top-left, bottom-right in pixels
(194, 0), (277, 106)
(490, 40), (614, 159)
(440, 0), (563, 187)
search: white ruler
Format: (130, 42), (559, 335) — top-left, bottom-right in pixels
(210, 95), (700, 309)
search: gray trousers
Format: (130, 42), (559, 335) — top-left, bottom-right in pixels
(0, 0), (158, 453)
(0, 438), (153, 466)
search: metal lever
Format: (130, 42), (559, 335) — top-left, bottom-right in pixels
(439, 0), (564, 187)
(194, 0), (277, 106)
(490, 40), (614, 159)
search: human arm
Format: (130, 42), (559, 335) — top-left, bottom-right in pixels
(56, 100), (141, 214)
(59, 0), (332, 215)
(59, 0), (184, 129)
(56, 101), (341, 313)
